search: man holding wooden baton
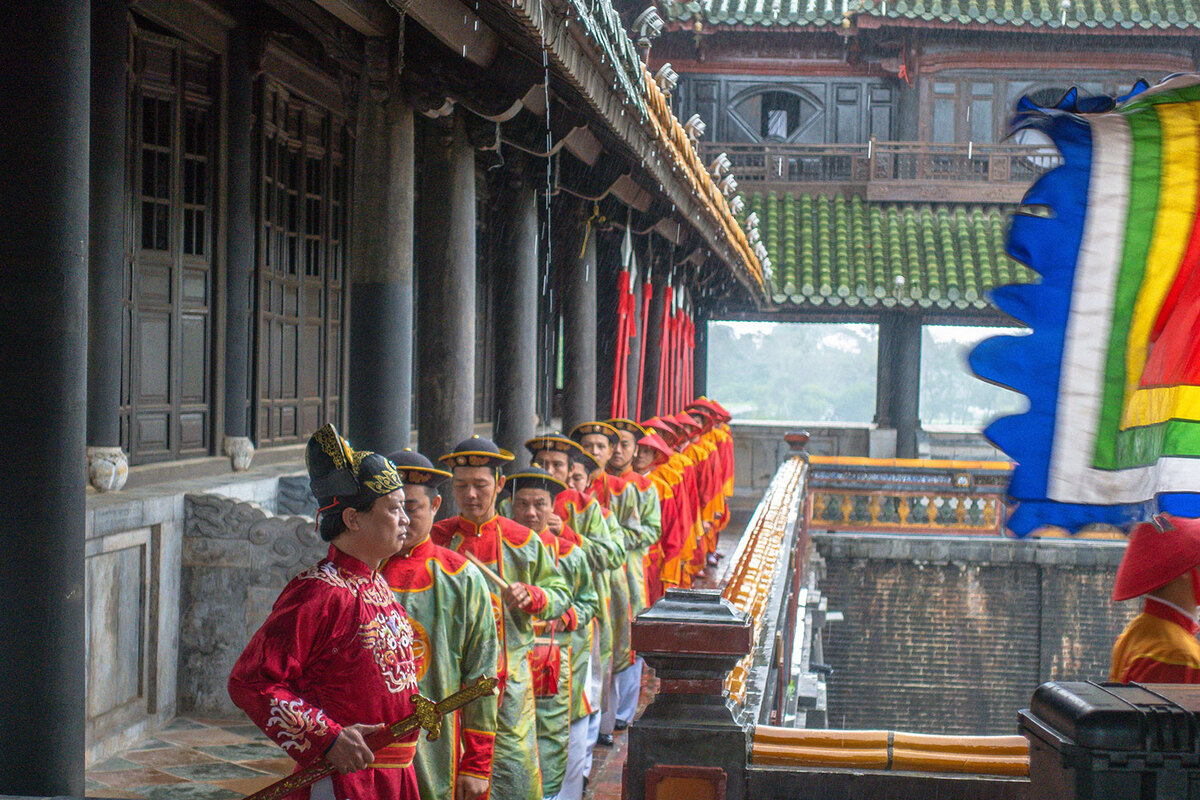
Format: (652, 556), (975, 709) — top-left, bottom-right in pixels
(431, 436), (572, 800)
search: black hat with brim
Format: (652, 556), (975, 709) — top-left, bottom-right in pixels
(387, 447), (452, 489)
(524, 432), (579, 458)
(439, 435), (515, 469)
(607, 418), (648, 438)
(506, 466), (569, 499)
(570, 421), (619, 445)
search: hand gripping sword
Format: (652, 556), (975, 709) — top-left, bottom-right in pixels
(241, 676), (499, 800)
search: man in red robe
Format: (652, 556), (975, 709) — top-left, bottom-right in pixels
(1110, 514), (1200, 683)
(229, 424), (421, 800)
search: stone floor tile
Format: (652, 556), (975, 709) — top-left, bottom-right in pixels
(196, 741), (284, 762)
(162, 718), (207, 731)
(240, 756), (295, 775)
(138, 784), (240, 800)
(89, 767), (186, 789)
(159, 761), (270, 782)
(210, 775), (280, 793)
(85, 789), (150, 799)
(156, 728), (252, 747)
(125, 738), (174, 752)
(89, 756), (143, 772)
(124, 747), (221, 769)
(188, 716), (244, 728)
(219, 724), (270, 740)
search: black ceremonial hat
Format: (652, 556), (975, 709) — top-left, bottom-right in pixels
(439, 435), (516, 469)
(386, 447), (452, 488)
(306, 424), (403, 539)
(524, 432), (579, 458)
(506, 465), (569, 499)
(568, 447), (601, 475)
(607, 418), (648, 438)
(569, 421), (619, 444)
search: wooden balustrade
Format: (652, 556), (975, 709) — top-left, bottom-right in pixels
(806, 456), (1012, 536)
(699, 140), (1058, 203)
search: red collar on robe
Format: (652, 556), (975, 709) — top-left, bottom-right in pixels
(1145, 596), (1200, 635)
(431, 514), (536, 565)
(327, 543), (378, 578)
(620, 469), (652, 492)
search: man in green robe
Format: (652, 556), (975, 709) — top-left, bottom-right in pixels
(606, 418), (662, 729)
(381, 449), (499, 800)
(431, 436), (572, 800)
(506, 467), (598, 800)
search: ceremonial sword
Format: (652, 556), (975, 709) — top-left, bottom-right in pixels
(241, 675), (498, 800)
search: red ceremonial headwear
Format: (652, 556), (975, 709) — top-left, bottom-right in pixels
(1112, 515), (1200, 601)
(637, 433), (674, 463)
(669, 411), (702, 433)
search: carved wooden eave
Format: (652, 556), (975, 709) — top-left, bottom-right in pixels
(497, 0), (764, 302)
(393, 0), (764, 303)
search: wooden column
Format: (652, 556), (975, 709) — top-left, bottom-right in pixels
(877, 313), (923, 459)
(563, 215), (597, 430)
(348, 38), (415, 454)
(86, 0), (128, 491)
(493, 173), (539, 463)
(0, 0), (89, 792)
(416, 113), (476, 461)
(221, 9), (256, 470)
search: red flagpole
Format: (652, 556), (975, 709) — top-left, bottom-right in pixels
(610, 271), (632, 418)
(656, 285), (672, 417)
(635, 280), (652, 421)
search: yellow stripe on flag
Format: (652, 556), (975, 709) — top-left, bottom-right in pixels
(1121, 99), (1200, 429)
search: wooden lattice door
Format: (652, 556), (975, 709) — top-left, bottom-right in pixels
(125, 28), (217, 464)
(255, 79), (349, 446)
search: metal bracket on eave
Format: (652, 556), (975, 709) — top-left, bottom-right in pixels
(403, 0), (499, 67)
(609, 174), (654, 212)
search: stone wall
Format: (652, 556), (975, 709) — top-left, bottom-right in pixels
(83, 462), (305, 764)
(179, 492), (326, 716)
(814, 533), (1132, 735)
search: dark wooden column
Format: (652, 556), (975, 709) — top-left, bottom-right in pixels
(493, 173), (539, 463)
(563, 215), (598, 429)
(627, 589), (752, 800)
(86, 0), (128, 492)
(894, 314), (923, 458)
(0, 0), (89, 792)
(416, 112), (476, 460)
(877, 312), (923, 459)
(222, 10), (256, 470)
(348, 39), (415, 454)
(693, 310), (708, 400)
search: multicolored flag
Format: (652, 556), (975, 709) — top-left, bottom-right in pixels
(971, 74), (1200, 536)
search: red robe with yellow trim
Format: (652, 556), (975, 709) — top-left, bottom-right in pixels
(228, 545), (420, 799)
(1110, 597), (1200, 684)
(381, 539), (499, 799)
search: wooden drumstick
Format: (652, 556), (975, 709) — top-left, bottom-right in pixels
(463, 551), (510, 590)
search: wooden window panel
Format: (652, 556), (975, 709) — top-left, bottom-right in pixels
(125, 27), (217, 464)
(255, 76), (349, 447)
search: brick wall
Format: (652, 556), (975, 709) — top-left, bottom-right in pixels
(814, 534), (1132, 735)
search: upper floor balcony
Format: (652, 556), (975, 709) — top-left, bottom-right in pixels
(699, 140), (1060, 204)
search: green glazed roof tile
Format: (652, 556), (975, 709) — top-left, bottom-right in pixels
(744, 192), (1034, 311)
(664, 0), (1200, 28)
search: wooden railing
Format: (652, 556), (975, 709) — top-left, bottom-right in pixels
(700, 139), (1059, 203)
(806, 456), (1012, 536)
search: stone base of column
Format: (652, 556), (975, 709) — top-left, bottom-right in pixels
(223, 435), (256, 472)
(86, 446), (129, 493)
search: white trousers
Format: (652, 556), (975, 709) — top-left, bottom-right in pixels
(583, 710), (601, 774)
(614, 656), (644, 724)
(558, 714), (592, 800)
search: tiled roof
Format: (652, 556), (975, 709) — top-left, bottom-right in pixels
(742, 192), (1036, 310)
(664, 0), (1200, 29)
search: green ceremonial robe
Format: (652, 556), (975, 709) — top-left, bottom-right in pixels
(555, 489), (624, 705)
(532, 526), (598, 795)
(431, 514), (571, 800)
(381, 539), (499, 799)
(620, 470), (663, 618)
(594, 474), (645, 675)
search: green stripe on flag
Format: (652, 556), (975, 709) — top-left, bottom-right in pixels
(1092, 105), (1161, 469)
